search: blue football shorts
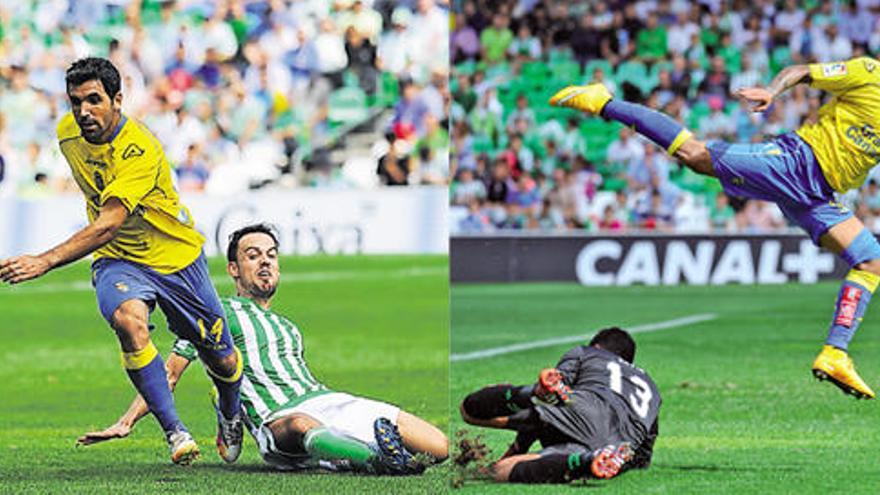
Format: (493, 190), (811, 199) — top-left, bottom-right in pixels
(91, 252), (234, 360)
(708, 132), (852, 245)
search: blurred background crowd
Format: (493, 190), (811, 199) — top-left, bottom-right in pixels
(0, 0), (450, 198)
(449, 0), (880, 234)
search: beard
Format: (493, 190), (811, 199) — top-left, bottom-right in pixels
(249, 280), (278, 300)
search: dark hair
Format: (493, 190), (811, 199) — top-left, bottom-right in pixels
(589, 327), (636, 363)
(226, 223), (279, 262)
(66, 57), (121, 98)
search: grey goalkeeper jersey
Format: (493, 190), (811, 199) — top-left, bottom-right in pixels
(173, 296), (331, 428)
(536, 346), (661, 464)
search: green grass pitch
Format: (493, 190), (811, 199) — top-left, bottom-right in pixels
(0, 255), (448, 494)
(451, 282), (880, 494)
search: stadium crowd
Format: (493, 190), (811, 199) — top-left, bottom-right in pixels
(0, 0), (450, 198)
(450, 0), (880, 233)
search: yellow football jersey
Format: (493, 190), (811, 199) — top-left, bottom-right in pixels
(796, 57), (880, 193)
(57, 112), (204, 273)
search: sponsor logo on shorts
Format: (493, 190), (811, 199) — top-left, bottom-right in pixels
(115, 281), (129, 293)
(822, 62), (848, 77)
(122, 143), (144, 160)
(835, 286), (862, 327)
(731, 176), (745, 186)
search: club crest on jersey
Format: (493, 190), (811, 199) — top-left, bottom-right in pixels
(115, 282), (129, 293)
(865, 60), (877, 72)
(822, 62), (847, 77)
(122, 143), (144, 160)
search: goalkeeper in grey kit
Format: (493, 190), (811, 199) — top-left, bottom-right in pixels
(460, 327), (660, 483)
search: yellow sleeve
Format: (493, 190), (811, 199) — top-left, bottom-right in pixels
(56, 113), (79, 141)
(100, 135), (159, 213)
(808, 57), (880, 94)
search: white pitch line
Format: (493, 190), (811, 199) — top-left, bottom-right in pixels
(0, 266), (446, 294)
(450, 313), (718, 362)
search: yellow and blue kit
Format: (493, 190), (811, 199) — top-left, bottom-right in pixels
(57, 112), (204, 274)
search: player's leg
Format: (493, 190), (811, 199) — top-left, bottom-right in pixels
(549, 84), (715, 176)
(494, 443), (633, 483)
(813, 215), (880, 399)
(459, 384), (534, 428)
(93, 260), (197, 464)
(265, 413), (379, 471)
(395, 410), (449, 461)
(154, 253), (244, 461)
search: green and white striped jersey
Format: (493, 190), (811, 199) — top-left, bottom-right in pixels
(173, 296), (331, 427)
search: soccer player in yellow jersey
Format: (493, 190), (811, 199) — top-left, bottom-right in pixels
(551, 57), (880, 400)
(0, 58), (244, 463)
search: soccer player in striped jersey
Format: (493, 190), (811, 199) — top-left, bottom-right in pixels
(0, 57), (242, 464)
(77, 224), (448, 474)
(551, 57), (880, 400)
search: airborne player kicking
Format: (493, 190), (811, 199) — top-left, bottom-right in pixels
(552, 57), (880, 399)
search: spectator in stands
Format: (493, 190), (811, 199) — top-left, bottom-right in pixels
(480, 13), (514, 64)
(635, 189), (674, 231)
(508, 25), (541, 60)
(176, 144), (211, 193)
(506, 94), (536, 133)
(710, 192), (736, 231)
(698, 56), (732, 104)
(452, 168), (487, 206)
(607, 127), (644, 168)
(451, 11), (481, 63)
(377, 132), (412, 186)
(344, 26), (378, 94)
(636, 13), (666, 61)
(699, 96), (736, 141)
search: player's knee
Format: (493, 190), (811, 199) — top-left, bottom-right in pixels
(204, 349), (238, 378)
(111, 302), (149, 342)
(855, 259), (880, 277)
(459, 400), (480, 424)
(675, 139), (713, 176)
(428, 433), (449, 462)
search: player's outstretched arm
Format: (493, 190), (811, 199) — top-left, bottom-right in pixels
(76, 353), (191, 446)
(0, 198), (128, 285)
(735, 64), (810, 112)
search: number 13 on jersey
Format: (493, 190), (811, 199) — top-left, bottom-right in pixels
(607, 361), (654, 419)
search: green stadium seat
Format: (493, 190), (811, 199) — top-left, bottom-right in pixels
(615, 61), (647, 87)
(550, 61), (581, 81)
(584, 60), (613, 80)
(521, 61), (550, 81)
(327, 87), (368, 124)
(378, 72), (398, 106)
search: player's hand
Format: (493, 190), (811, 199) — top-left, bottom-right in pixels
(0, 255), (51, 285)
(735, 87), (774, 112)
(75, 422), (132, 447)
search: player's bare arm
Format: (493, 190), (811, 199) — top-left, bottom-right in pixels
(736, 64), (811, 112)
(77, 353), (192, 446)
(0, 198), (128, 285)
